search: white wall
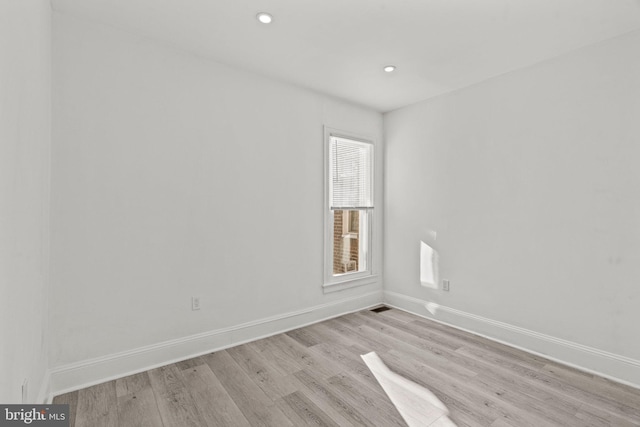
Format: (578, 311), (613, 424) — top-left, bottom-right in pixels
(0, 0), (52, 403)
(384, 31), (640, 384)
(50, 13), (383, 390)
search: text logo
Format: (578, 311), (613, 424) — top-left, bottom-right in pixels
(0, 405), (68, 427)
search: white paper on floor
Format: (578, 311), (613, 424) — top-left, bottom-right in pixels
(361, 352), (457, 427)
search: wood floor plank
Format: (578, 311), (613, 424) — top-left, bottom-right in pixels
(412, 318), (549, 369)
(307, 342), (387, 398)
(325, 371), (407, 426)
(344, 315), (475, 380)
(333, 312), (366, 328)
(179, 364), (251, 427)
(372, 306), (415, 324)
(363, 331), (585, 425)
(147, 364), (206, 427)
(115, 372), (152, 398)
(594, 375), (640, 397)
(286, 327), (323, 348)
(174, 356), (205, 371)
(278, 391), (342, 426)
(303, 322), (359, 348)
(356, 310), (463, 351)
(541, 362), (640, 408)
(203, 350), (294, 426)
(75, 381), (117, 427)
(275, 397), (311, 426)
(341, 316), (479, 382)
(455, 345), (640, 423)
(248, 337), (302, 376)
(472, 371), (582, 424)
(380, 349), (531, 426)
(574, 400), (640, 427)
(52, 391), (79, 427)
(364, 322), (585, 424)
(226, 343), (299, 399)
(55, 307), (640, 427)
(293, 369), (376, 426)
(317, 318), (393, 352)
(283, 375), (355, 427)
(356, 322), (585, 419)
(264, 334), (342, 379)
(491, 419), (519, 427)
(116, 388), (163, 427)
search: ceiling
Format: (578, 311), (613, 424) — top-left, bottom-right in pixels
(51, 0), (640, 112)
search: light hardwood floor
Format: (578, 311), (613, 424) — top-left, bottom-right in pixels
(53, 307), (640, 426)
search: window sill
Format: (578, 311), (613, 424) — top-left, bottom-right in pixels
(322, 274), (379, 294)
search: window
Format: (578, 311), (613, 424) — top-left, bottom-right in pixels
(324, 128), (375, 291)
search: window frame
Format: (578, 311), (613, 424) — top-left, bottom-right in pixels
(343, 210), (359, 237)
(323, 127), (377, 293)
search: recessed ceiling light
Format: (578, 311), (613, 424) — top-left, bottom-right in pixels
(257, 12), (273, 24)
(384, 65), (396, 73)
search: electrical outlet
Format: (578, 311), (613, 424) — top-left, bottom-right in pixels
(191, 297), (201, 311)
(442, 280), (450, 292)
(22, 379), (28, 403)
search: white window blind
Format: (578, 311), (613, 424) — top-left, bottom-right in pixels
(329, 136), (373, 209)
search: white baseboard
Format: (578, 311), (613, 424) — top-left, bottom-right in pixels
(49, 290), (383, 399)
(37, 370), (52, 404)
(383, 290), (640, 390)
